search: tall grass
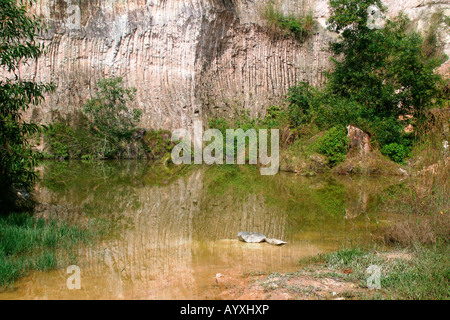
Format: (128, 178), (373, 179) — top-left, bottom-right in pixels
(261, 1), (315, 41)
(378, 109), (450, 245)
(422, 11), (447, 62)
(0, 212), (94, 287)
(301, 245), (449, 300)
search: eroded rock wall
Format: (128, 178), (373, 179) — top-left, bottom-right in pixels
(15, 0), (450, 130)
(17, 0), (333, 130)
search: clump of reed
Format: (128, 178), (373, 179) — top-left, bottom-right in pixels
(261, 1), (315, 41)
(383, 109), (450, 245)
(0, 212), (94, 287)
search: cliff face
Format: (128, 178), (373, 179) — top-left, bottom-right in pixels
(17, 0), (450, 130)
(18, 0), (334, 130)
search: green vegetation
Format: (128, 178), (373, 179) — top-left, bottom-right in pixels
(300, 245), (449, 299)
(286, 82), (318, 128)
(0, 0), (448, 298)
(44, 121), (96, 160)
(244, 2), (449, 299)
(141, 129), (174, 161)
(44, 77), (142, 160)
(0, 1), (116, 289)
(316, 126), (348, 165)
(284, 0), (447, 164)
(206, 108), (289, 164)
(422, 11), (448, 63)
(0, 212), (97, 287)
(444, 15), (450, 28)
(43, 79), (175, 162)
(380, 143), (410, 165)
(0, 0), (54, 213)
(83, 77), (142, 158)
(291, 105), (450, 300)
(261, 1), (315, 41)
(376, 109), (449, 246)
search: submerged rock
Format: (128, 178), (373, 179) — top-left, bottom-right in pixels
(237, 232), (287, 245)
(265, 238), (287, 246)
(237, 232), (266, 243)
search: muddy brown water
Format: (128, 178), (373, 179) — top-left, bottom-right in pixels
(0, 161), (401, 299)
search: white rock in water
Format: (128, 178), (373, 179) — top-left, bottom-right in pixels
(237, 231), (266, 243)
(265, 238), (287, 246)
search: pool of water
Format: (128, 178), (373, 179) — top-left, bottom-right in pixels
(0, 161), (402, 299)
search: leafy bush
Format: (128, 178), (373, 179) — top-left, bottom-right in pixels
(83, 77), (142, 158)
(287, 85), (368, 131)
(44, 120), (104, 160)
(0, 0), (55, 213)
(44, 78), (142, 160)
(206, 107), (288, 163)
(381, 143), (411, 164)
(142, 129), (174, 161)
(313, 94), (368, 130)
(327, 1), (443, 119)
(286, 82), (317, 127)
(209, 117), (229, 134)
(316, 126), (348, 165)
(233, 109), (259, 132)
(371, 116), (413, 148)
(45, 123), (72, 159)
(263, 105), (288, 129)
(285, 0), (444, 165)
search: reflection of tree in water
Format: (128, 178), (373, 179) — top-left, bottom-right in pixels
(25, 162), (405, 299)
(201, 165), (403, 243)
(39, 160), (191, 217)
(39, 161), (142, 216)
(339, 175), (403, 220)
(202, 166), (347, 231)
(37, 162), (402, 240)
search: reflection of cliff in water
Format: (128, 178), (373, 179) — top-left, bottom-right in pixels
(9, 162), (402, 299)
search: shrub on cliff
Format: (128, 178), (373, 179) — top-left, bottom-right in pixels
(262, 1), (315, 41)
(83, 77), (142, 158)
(44, 78), (142, 160)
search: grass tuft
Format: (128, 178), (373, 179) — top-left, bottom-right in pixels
(300, 245), (449, 300)
(261, 1), (315, 41)
(0, 212), (95, 287)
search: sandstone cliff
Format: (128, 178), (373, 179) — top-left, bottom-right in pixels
(15, 0), (450, 130)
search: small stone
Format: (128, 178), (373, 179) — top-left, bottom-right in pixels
(265, 238), (287, 246)
(237, 231), (266, 243)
